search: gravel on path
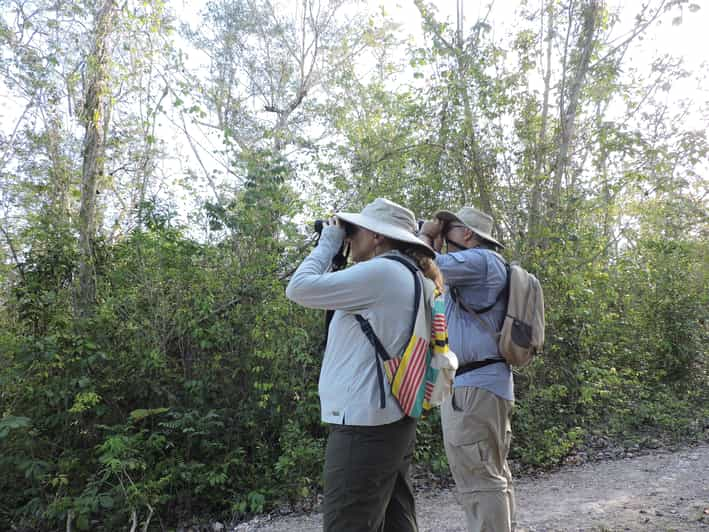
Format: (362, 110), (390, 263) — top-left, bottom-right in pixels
(233, 443), (709, 532)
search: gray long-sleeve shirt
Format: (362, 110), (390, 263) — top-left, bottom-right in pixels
(436, 248), (514, 401)
(286, 226), (434, 425)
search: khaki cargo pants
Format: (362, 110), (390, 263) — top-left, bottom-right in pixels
(441, 387), (515, 532)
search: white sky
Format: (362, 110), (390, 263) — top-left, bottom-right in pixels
(378, 0), (708, 91)
(2, 0), (707, 135)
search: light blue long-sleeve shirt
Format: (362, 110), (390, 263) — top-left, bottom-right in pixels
(286, 225), (436, 425)
(435, 247), (514, 401)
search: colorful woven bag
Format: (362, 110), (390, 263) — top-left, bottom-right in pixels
(355, 256), (455, 418)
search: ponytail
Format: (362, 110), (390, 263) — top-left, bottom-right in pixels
(391, 242), (444, 293)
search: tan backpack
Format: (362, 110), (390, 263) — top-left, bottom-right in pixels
(498, 262), (545, 366)
(451, 253), (545, 368)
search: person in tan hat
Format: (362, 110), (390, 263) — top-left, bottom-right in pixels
(419, 207), (515, 532)
(286, 198), (443, 532)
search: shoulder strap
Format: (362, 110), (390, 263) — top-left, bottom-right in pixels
(354, 315), (391, 360)
(450, 250), (509, 314)
(380, 255), (422, 339)
(450, 251), (509, 340)
(453, 290), (499, 338)
(354, 255), (422, 409)
(354, 314), (389, 408)
(355, 255), (422, 354)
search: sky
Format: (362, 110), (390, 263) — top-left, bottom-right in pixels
(3, 0), (706, 144)
(2, 0), (707, 135)
(378, 0), (708, 101)
(379, 0), (708, 59)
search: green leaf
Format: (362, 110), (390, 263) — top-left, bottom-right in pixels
(98, 495), (115, 509)
(0, 416), (32, 439)
(129, 407), (169, 422)
(76, 513), (90, 531)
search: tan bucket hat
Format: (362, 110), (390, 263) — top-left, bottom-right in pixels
(337, 198), (435, 257)
(434, 206), (504, 249)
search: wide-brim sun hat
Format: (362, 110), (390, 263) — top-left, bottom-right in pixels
(337, 198), (435, 258)
(434, 206), (504, 249)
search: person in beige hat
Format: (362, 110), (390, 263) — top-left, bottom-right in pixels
(287, 198), (443, 532)
(419, 207), (515, 532)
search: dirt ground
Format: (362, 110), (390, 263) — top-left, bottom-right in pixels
(235, 442), (709, 532)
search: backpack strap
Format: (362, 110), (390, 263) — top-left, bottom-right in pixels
(354, 315), (390, 408)
(452, 295), (507, 373)
(453, 291), (501, 339)
(456, 358), (505, 376)
(450, 250), (509, 372)
(449, 250), (509, 313)
(450, 287), (499, 314)
(354, 255), (422, 409)
(380, 256), (422, 340)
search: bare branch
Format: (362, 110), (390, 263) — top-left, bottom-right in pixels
(0, 223), (26, 283)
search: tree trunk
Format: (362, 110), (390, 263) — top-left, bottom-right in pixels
(550, 0), (601, 214)
(528, 1), (554, 243)
(77, 0), (116, 317)
(47, 110), (71, 218)
(458, 42), (495, 222)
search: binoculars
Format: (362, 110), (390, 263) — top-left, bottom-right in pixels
(312, 219), (348, 270)
(313, 219), (358, 238)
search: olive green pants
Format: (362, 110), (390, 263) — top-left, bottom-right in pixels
(441, 387), (515, 532)
(322, 416), (418, 532)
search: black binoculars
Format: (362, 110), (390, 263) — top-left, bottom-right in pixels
(312, 219), (348, 270)
(313, 219), (359, 238)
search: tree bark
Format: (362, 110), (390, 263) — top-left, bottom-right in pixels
(46, 110), (71, 217)
(77, 0), (117, 317)
(550, 0), (601, 213)
(528, 1), (554, 242)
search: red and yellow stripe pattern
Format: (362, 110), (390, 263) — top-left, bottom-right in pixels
(386, 289), (450, 417)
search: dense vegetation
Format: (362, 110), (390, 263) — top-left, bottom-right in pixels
(0, 0), (707, 530)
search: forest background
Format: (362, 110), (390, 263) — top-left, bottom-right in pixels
(0, 0), (707, 530)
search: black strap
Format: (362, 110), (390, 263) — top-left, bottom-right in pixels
(354, 315), (388, 408)
(456, 358), (506, 376)
(379, 256), (422, 340)
(444, 237), (469, 251)
(450, 287), (499, 314)
(450, 252), (509, 314)
(354, 255), (422, 409)
(354, 315), (391, 361)
(451, 251), (510, 373)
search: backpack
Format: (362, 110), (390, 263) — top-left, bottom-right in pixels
(451, 252), (545, 368)
(354, 255), (456, 418)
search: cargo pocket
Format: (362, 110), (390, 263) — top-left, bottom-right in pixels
(449, 438), (507, 493)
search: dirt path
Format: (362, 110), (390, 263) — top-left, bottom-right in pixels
(236, 443), (709, 531)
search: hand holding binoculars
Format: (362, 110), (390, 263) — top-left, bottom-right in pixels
(312, 219), (348, 270)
